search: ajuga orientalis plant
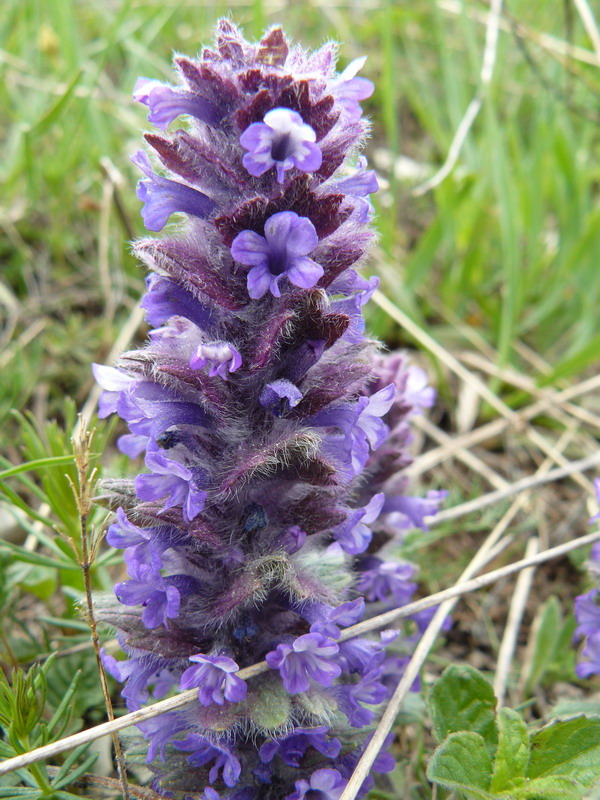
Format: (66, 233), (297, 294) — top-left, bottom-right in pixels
(93, 20), (446, 800)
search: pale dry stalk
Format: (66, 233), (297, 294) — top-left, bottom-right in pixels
(408, 374), (600, 477)
(493, 537), (540, 706)
(413, 0), (504, 195)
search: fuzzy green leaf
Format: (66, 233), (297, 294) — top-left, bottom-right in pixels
(428, 664), (498, 753)
(527, 716), (600, 787)
(490, 708), (530, 792)
(426, 731), (495, 799)
(509, 775), (585, 799)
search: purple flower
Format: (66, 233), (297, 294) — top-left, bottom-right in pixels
(135, 448), (207, 522)
(309, 598), (365, 640)
(134, 77), (223, 130)
(231, 211), (323, 299)
(260, 379), (303, 416)
(337, 636), (384, 675)
(286, 768), (347, 800)
(356, 559), (417, 605)
(132, 150), (214, 231)
(331, 57), (374, 120)
(404, 366), (436, 412)
(106, 507), (149, 549)
(576, 631), (600, 678)
(101, 650), (176, 711)
(350, 669), (387, 705)
(141, 273), (216, 329)
(334, 157), (379, 198)
(92, 363), (134, 418)
(189, 341), (242, 379)
(353, 384), (396, 454)
(574, 590), (600, 640)
(138, 714), (188, 762)
(115, 572), (181, 629)
(180, 653), (247, 706)
(266, 632), (341, 694)
(589, 478), (600, 523)
(240, 107), (322, 183)
(174, 735), (241, 787)
(383, 489), (448, 531)
(259, 726), (341, 767)
(333, 494), (385, 554)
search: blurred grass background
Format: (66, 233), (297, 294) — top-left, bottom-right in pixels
(2, 0), (600, 437)
(1, 4), (600, 792)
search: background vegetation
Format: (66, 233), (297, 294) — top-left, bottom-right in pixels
(2, 1), (600, 798)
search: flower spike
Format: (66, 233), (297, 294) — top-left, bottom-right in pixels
(94, 20), (445, 798)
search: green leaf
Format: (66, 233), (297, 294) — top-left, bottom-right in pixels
(0, 540), (79, 572)
(510, 775), (585, 799)
(527, 716), (600, 787)
(26, 69), (83, 138)
(0, 455), (75, 482)
(522, 596), (561, 693)
(550, 699), (600, 719)
(14, 564), (57, 601)
(490, 708), (530, 792)
(47, 670), (82, 737)
(428, 664), (498, 753)
(52, 751), (97, 790)
(426, 731), (495, 799)
(0, 790), (43, 799)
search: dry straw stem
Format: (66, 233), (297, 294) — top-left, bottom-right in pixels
(438, 0), (600, 68)
(413, 0), (504, 196)
(431, 451), (600, 525)
(493, 536), (540, 707)
(2, 528), (600, 777)
(459, 350), (600, 434)
(413, 414), (510, 492)
(373, 290), (516, 421)
(375, 291), (598, 489)
(408, 373), (600, 478)
(572, 0), (600, 60)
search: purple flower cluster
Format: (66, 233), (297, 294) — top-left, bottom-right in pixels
(574, 478), (600, 678)
(95, 21), (446, 799)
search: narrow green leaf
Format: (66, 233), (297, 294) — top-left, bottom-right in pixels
(527, 716), (600, 787)
(490, 708), (530, 792)
(54, 793), (91, 800)
(0, 541), (79, 572)
(0, 455), (75, 481)
(47, 670), (81, 735)
(27, 69), (82, 138)
(523, 596), (561, 693)
(0, 505), (72, 559)
(428, 664), (498, 753)
(426, 731), (495, 799)
(52, 752), (97, 790)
